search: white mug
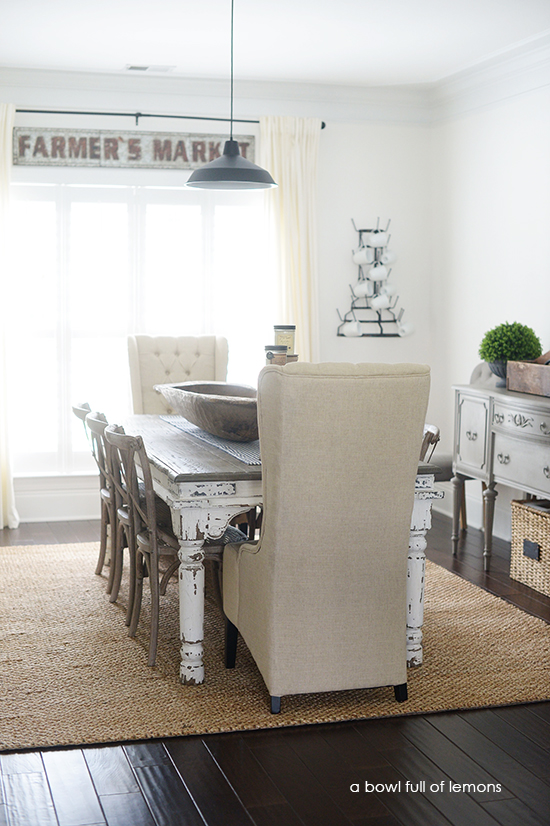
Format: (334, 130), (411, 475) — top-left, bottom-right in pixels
(380, 249), (397, 265)
(364, 231), (388, 247)
(368, 264), (388, 281)
(341, 320), (362, 337)
(397, 322), (414, 337)
(353, 280), (373, 298)
(371, 293), (390, 311)
(352, 246), (374, 265)
(379, 283), (396, 297)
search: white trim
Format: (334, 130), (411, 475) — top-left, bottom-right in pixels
(14, 474), (100, 522)
(3, 34), (550, 128)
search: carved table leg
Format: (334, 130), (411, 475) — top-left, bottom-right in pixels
(177, 539), (206, 685)
(407, 529), (427, 667)
(407, 480), (444, 668)
(451, 474), (465, 556)
(482, 482), (497, 572)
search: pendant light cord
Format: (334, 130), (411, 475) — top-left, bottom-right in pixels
(230, 0), (234, 140)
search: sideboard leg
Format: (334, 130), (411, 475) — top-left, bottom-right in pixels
(482, 483), (497, 572)
(451, 474), (465, 556)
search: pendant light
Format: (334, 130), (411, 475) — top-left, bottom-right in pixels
(186, 0), (277, 190)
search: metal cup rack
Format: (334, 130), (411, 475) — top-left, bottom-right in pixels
(337, 218), (409, 337)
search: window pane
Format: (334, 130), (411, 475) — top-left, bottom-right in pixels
(8, 199), (57, 334)
(212, 204), (277, 386)
(69, 201), (129, 334)
(7, 337), (59, 473)
(143, 204), (203, 333)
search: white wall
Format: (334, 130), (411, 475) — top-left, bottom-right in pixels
(4, 58), (550, 532)
(431, 84), (550, 537)
(316, 120), (437, 413)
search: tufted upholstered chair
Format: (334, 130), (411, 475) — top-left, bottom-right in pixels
(223, 362), (431, 713)
(128, 335), (229, 414)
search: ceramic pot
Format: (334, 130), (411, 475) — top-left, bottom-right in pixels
(488, 360), (507, 388)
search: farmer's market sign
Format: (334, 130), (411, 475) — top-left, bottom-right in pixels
(13, 128), (255, 169)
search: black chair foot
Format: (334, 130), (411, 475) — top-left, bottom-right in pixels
(225, 619), (238, 668)
(270, 696), (281, 714)
(394, 683), (408, 703)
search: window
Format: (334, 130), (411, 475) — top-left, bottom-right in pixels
(7, 182), (276, 476)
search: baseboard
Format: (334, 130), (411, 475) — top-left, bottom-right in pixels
(13, 475), (101, 522)
(431, 480), (516, 542)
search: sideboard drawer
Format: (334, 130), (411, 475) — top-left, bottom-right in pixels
(493, 433), (550, 496)
(492, 401), (550, 440)
(456, 394), (489, 474)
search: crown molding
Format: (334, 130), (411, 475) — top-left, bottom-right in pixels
(430, 31), (550, 120)
(2, 32), (550, 129)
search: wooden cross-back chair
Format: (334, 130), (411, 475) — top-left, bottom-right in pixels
(103, 425), (181, 667)
(104, 424), (247, 667)
(72, 403), (115, 578)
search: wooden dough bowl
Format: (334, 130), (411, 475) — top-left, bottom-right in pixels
(154, 381), (258, 442)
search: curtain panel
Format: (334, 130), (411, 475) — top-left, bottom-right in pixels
(0, 103), (19, 529)
(259, 116), (321, 363)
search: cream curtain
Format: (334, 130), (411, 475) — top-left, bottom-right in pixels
(0, 103), (19, 529)
(259, 116), (322, 362)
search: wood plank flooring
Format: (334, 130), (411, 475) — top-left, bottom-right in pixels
(1, 514), (549, 826)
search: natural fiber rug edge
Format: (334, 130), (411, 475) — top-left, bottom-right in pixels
(1, 542), (549, 752)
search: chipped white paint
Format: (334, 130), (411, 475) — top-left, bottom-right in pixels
(151, 455), (440, 683)
(177, 539), (206, 685)
(407, 485), (444, 667)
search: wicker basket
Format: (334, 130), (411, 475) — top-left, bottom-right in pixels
(510, 500), (550, 597)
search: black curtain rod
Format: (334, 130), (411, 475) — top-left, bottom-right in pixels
(16, 108), (326, 129)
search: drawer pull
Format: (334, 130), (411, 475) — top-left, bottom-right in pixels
(544, 466), (550, 479)
(497, 453), (510, 465)
(541, 422), (550, 436)
(466, 431), (477, 441)
(493, 413), (504, 424)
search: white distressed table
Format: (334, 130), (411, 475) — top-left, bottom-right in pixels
(125, 415), (443, 683)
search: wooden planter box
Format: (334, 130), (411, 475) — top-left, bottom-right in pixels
(507, 355), (550, 397)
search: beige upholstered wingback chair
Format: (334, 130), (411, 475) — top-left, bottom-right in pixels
(128, 335), (229, 414)
(223, 361), (431, 713)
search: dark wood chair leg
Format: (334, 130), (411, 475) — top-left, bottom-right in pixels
(225, 619), (238, 668)
(270, 696), (281, 714)
(394, 683), (408, 702)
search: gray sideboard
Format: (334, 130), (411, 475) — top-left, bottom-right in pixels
(452, 374), (550, 570)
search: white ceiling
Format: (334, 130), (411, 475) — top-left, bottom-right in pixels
(2, 0), (550, 87)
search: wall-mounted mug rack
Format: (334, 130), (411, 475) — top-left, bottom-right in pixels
(337, 218), (413, 337)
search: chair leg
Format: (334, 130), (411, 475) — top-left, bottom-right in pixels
(109, 520), (125, 603)
(225, 619), (238, 668)
(96, 500), (109, 575)
(394, 683), (408, 703)
(270, 696), (281, 714)
(125, 523), (136, 627)
(129, 552), (144, 639)
(147, 554), (160, 667)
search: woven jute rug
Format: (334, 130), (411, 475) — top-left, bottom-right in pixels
(1, 542), (549, 751)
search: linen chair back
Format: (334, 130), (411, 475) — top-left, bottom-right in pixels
(128, 334), (229, 414)
(223, 362), (430, 701)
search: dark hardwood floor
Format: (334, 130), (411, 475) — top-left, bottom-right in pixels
(1, 513), (549, 826)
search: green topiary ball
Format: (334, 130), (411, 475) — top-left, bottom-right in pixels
(479, 321), (542, 363)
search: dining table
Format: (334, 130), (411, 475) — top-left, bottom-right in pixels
(124, 414), (443, 684)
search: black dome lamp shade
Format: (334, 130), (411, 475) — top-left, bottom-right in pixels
(186, 0), (277, 190)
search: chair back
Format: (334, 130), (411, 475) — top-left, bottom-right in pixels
(84, 412), (110, 491)
(128, 335), (229, 414)
(72, 402), (92, 436)
(228, 362), (430, 697)
(104, 425), (158, 543)
(420, 424), (440, 462)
